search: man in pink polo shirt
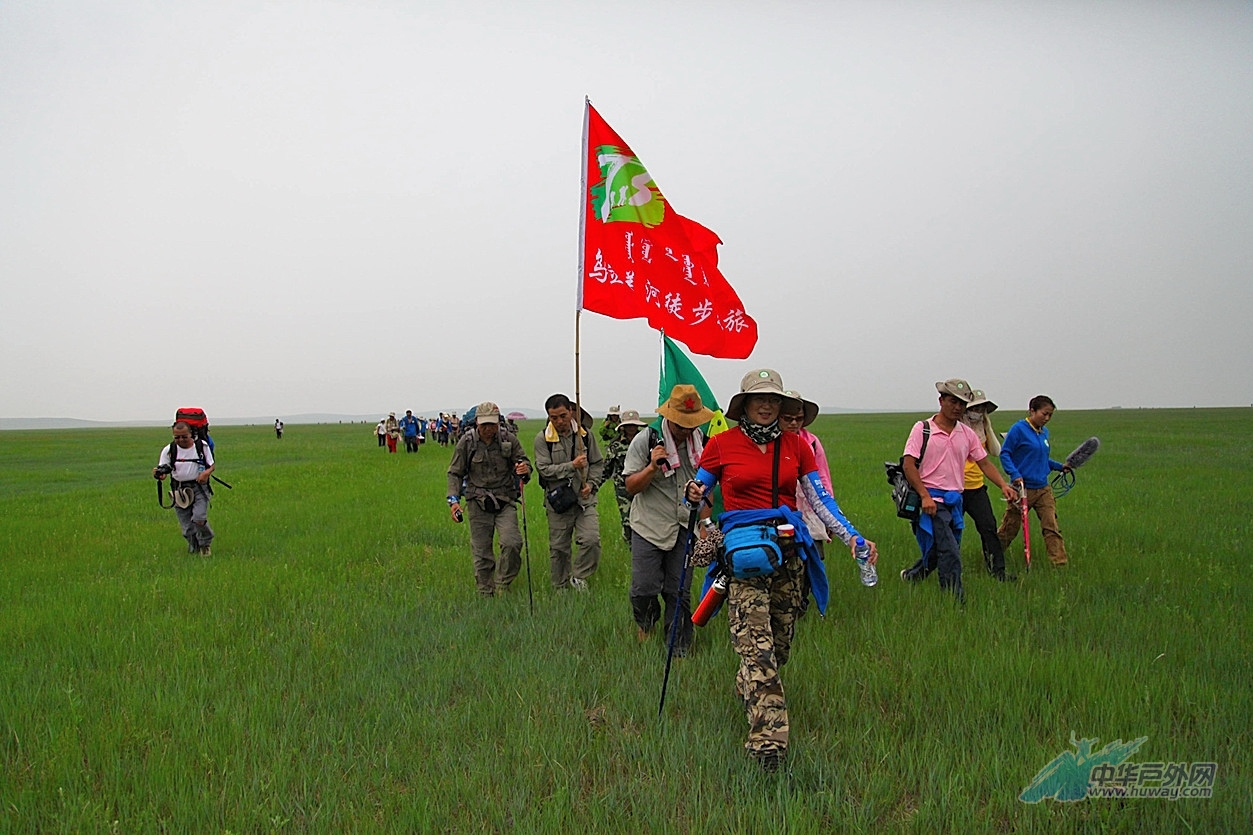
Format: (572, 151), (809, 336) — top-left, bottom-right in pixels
(899, 379), (1019, 600)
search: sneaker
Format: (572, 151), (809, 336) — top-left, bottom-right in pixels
(993, 571), (1018, 582)
(199, 545), (211, 557)
(569, 577), (590, 592)
(187, 540), (197, 554)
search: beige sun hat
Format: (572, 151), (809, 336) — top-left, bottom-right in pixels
(781, 390), (820, 427)
(725, 369), (802, 422)
(966, 389), (998, 413)
(475, 401), (502, 424)
(935, 378), (974, 402)
(618, 409), (648, 428)
(657, 384), (715, 428)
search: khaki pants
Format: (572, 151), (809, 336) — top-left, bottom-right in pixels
(545, 501), (601, 588)
(466, 500), (522, 595)
(997, 485), (1068, 565)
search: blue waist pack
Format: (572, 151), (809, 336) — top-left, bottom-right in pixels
(723, 523), (782, 579)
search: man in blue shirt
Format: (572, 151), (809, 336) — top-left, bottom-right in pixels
(399, 410), (421, 453)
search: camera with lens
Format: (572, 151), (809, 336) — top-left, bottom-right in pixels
(154, 464), (173, 479)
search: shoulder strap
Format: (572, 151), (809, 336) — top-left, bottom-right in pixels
(771, 436), (782, 508)
(918, 420), (931, 465)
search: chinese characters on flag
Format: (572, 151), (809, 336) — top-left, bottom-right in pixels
(579, 103), (758, 359)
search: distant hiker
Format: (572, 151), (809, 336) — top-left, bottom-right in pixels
(154, 421), (216, 556)
(376, 420), (387, 447)
(446, 402), (532, 597)
(623, 387), (711, 653)
(899, 379), (1019, 598)
(997, 395), (1072, 567)
(604, 409), (647, 545)
(960, 390), (1014, 581)
(534, 394), (603, 591)
(400, 410), (421, 453)
(384, 412), (400, 453)
(274, 418), (284, 440)
(600, 405), (622, 443)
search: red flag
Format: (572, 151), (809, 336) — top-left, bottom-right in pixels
(578, 103), (758, 359)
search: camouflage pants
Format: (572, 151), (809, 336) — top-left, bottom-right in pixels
(614, 479), (632, 542)
(727, 552), (806, 758)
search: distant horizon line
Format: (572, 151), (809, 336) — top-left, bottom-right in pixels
(3, 404), (1249, 431)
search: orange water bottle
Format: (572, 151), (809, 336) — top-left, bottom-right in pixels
(691, 575), (729, 626)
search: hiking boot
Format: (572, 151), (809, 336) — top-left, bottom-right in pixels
(637, 625), (653, 643)
(187, 540), (198, 554)
(753, 751), (783, 773)
(199, 545), (211, 557)
(993, 571), (1017, 582)
(569, 577), (590, 592)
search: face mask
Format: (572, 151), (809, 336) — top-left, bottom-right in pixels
(965, 411), (985, 424)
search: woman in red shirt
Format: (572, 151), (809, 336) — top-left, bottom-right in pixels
(685, 369), (877, 772)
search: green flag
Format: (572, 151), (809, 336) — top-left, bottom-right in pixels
(659, 334), (730, 436)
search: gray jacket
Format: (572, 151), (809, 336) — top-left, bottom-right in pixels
(533, 425), (604, 507)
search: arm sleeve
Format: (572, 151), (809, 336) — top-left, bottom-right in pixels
(621, 432), (651, 477)
(446, 441), (469, 497)
(693, 467), (718, 494)
(533, 434), (569, 483)
(585, 434), (604, 490)
(999, 424), (1023, 482)
(801, 472), (859, 547)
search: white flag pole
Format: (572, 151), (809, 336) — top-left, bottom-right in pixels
(573, 97), (591, 478)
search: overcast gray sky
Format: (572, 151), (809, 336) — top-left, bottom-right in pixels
(3, 0), (1251, 422)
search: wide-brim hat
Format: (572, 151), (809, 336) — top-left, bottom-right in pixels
(935, 378), (974, 403)
(606, 405), (621, 417)
(725, 369), (802, 422)
(657, 384), (715, 429)
(781, 390), (820, 427)
(966, 389), (998, 413)
(618, 409), (648, 428)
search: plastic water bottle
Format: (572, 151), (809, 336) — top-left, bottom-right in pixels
(854, 536), (877, 587)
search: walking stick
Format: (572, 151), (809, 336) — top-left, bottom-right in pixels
(518, 476), (533, 615)
(658, 506), (701, 720)
(1019, 484), (1032, 572)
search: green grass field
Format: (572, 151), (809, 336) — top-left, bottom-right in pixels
(1, 409), (1249, 832)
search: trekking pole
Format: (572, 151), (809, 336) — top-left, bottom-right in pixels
(658, 505), (701, 720)
(518, 476), (534, 615)
(211, 475), (233, 489)
(1019, 484), (1032, 572)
